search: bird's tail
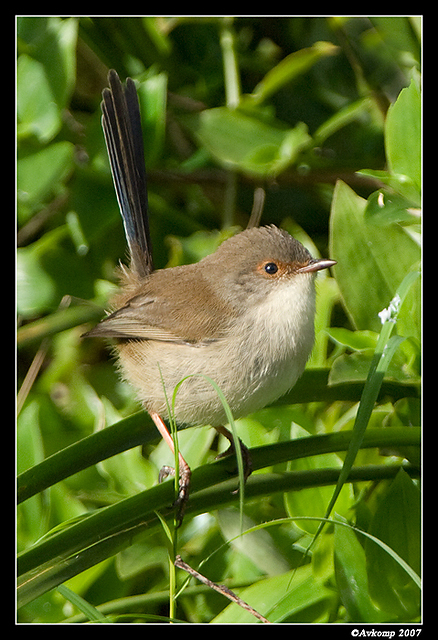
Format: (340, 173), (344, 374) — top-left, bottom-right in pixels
(101, 69), (153, 278)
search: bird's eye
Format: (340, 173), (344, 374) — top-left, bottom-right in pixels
(264, 262), (278, 275)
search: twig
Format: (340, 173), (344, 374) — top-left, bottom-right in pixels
(174, 555), (270, 624)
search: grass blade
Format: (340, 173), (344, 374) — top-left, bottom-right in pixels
(319, 269), (420, 530)
(57, 584), (107, 621)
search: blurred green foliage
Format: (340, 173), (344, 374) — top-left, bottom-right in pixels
(17, 16), (421, 624)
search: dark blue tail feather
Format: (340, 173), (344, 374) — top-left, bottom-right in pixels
(101, 70), (153, 277)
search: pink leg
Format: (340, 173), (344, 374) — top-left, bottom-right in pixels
(149, 411), (191, 523)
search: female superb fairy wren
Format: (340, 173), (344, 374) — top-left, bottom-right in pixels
(86, 70), (336, 521)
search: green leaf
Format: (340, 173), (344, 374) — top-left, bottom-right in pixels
(385, 79), (421, 197)
(17, 17), (77, 143)
(185, 107), (311, 177)
(365, 469), (421, 618)
(137, 72), (168, 168)
(329, 180), (420, 338)
(17, 141), (75, 224)
(329, 349), (417, 386)
(17, 303), (105, 348)
(327, 328), (378, 351)
(334, 519), (385, 622)
(17, 453), (419, 609)
(284, 424), (353, 534)
(358, 169), (421, 207)
(18, 424), (420, 506)
(308, 276), (340, 367)
(57, 584), (107, 621)
(17, 55), (61, 143)
(369, 17), (421, 65)
(17, 223), (96, 316)
(17, 411), (157, 505)
(17, 401), (48, 551)
(247, 41), (339, 106)
(364, 190), (421, 227)
(17, 238), (61, 316)
(313, 97), (374, 145)
(211, 564), (333, 623)
(217, 509), (290, 577)
(17, 401), (45, 476)
(316, 269), (419, 555)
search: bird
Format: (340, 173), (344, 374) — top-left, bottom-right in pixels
(85, 70), (336, 521)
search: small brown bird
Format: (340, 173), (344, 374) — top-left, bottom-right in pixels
(86, 70), (335, 520)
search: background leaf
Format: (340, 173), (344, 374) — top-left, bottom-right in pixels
(17, 142), (74, 225)
(329, 180), (420, 339)
(212, 564), (333, 623)
(247, 40), (339, 105)
(385, 78), (421, 200)
(17, 17), (77, 142)
(365, 469), (421, 618)
(284, 424), (353, 534)
(185, 107), (311, 176)
(334, 519), (385, 622)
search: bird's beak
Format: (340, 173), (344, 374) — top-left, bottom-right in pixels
(297, 258), (337, 274)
